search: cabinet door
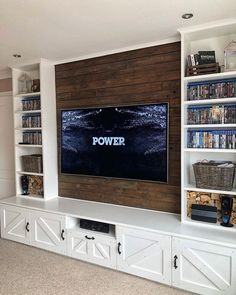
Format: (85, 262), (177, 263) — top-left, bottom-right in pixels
(67, 231), (90, 262)
(116, 226), (171, 285)
(68, 230), (116, 269)
(0, 205), (29, 244)
(172, 237), (236, 295)
(90, 235), (116, 269)
(30, 211), (66, 254)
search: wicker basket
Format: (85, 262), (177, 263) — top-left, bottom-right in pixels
(21, 154), (43, 173)
(193, 162), (235, 191)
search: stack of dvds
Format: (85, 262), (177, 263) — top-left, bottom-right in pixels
(187, 129), (236, 149)
(187, 79), (236, 101)
(22, 114), (41, 128)
(21, 97), (41, 111)
(187, 104), (236, 125)
(22, 131), (42, 145)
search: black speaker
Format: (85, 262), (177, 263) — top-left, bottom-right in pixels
(21, 175), (29, 195)
(221, 195), (233, 227)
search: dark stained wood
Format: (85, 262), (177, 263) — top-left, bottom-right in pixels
(55, 41), (181, 214)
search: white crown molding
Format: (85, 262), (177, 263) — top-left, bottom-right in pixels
(54, 36), (180, 65)
(0, 68), (12, 79)
(178, 17), (236, 34)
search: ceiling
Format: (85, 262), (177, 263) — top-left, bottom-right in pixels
(0, 0), (236, 72)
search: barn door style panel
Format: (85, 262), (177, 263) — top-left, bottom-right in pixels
(90, 235), (116, 269)
(172, 237), (236, 295)
(67, 231), (90, 262)
(30, 211), (66, 254)
(68, 230), (116, 269)
(0, 205), (29, 244)
(116, 226), (171, 285)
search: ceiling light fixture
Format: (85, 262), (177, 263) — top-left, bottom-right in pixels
(13, 54), (21, 58)
(182, 13), (193, 20)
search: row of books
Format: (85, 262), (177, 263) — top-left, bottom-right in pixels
(187, 105), (236, 125)
(22, 115), (41, 128)
(22, 131), (42, 145)
(22, 97), (41, 111)
(187, 130), (236, 149)
(187, 79), (236, 101)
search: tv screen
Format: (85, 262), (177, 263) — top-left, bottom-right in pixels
(61, 103), (168, 182)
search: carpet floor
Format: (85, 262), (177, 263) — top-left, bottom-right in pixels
(0, 239), (193, 295)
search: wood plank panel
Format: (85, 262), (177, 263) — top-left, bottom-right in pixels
(55, 41), (181, 213)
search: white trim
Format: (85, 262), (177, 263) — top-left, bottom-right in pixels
(0, 68), (11, 79)
(178, 17), (236, 34)
(54, 36), (180, 65)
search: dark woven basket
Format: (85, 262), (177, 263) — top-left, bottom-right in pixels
(193, 162), (235, 191)
(21, 154), (43, 173)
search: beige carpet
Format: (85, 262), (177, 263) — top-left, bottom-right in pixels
(0, 239), (193, 295)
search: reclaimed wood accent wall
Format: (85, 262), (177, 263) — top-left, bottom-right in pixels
(55, 41), (181, 213)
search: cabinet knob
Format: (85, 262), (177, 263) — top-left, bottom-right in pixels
(174, 255), (178, 269)
(118, 242), (122, 255)
(85, 235), (95, 240)
(26, 222), (30, 232)
(61, 229), (65, 240)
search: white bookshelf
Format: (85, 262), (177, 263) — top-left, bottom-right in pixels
(12, 59), (58, 201)
(179, 19), (236, 229)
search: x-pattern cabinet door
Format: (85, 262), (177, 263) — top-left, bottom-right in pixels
(0, 205), (30, 244)
(172, 237), (236, 295)
(30, 211), (66, 254)
(116, 226), (172, 285)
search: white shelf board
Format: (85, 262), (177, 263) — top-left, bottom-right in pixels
(184, 124), (236, 129)
(184, 148), (236, 153)
(183, 217), (236, 233)
(17, 194), (44, 200)
(15, 110), (41, 114)
(184, 71), (236, 83)
(184, 97), (236, 106)
(15, 127), (42, 131)
(184, 184), (236, 196)
(15, 92), (40, 98)
(16, 144), (42, 148)
(16, 171), (44, 176)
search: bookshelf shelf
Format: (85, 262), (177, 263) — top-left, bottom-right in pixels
(15, 127), (42, 131)
(16, 144), (43, 148)
(184, 124), (236, 129)
(12, 60), (58, 201)
(15, 92), (40, 97)
(184, 184), (236, 196)
(184, 148), (236, 153)
(16, 171), (44, 177)
(15, 110), (41, 114)
(184, 70), (236, 83)
(184, 97), (236, 106)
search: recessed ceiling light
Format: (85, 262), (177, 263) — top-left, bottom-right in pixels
(182, 13), (193, 20)
(13, 54), (21, 58)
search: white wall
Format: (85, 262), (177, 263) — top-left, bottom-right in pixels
(0, 91), (15, 199)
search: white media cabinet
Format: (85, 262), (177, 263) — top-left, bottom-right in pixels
(1, 196), (236, 295)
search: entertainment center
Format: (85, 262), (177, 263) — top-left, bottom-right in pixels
(1, 19), (236, 295)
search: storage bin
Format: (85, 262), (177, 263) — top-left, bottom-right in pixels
(21, 154), (43, 173)
(193, 162), (235, 191)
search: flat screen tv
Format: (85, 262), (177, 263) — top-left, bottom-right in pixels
(61, 103), (168, 182)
